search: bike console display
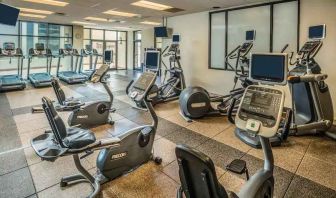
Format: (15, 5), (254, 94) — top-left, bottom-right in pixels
(128, 72), (157, 102)
(236, 86), (285, 137)
(236, 53), (287, 137)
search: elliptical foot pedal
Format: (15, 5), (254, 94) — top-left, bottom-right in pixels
(226, 159), (249, 180)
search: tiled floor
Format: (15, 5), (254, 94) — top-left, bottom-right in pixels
(0, 70), (336, 198)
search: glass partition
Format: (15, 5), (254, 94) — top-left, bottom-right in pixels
(273, 1), (298, 53)
(210, 12), (226, 69)
(209, 0), (299, 70)
(227, 5), (270, 69)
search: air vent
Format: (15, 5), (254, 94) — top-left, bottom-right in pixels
(164, 8), (185, 13)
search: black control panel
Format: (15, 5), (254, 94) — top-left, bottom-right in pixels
(240, 42), (253, 55)
(128, 72), (156, 102)
(298, 40), (321, 54)
(238, 86), (282, 128)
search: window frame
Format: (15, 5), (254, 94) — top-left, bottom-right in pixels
(208, 0), (300, 70)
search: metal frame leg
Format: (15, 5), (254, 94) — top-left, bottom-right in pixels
(61, 154), (101, 198)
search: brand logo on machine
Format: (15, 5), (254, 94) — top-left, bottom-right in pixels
(77, 115), (89, 119)
(111, 152), (127, 160)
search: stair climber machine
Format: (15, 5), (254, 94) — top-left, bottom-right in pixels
(179, 30), (256, 122)
(57, 44), (88, 84)
(175, 53), (290, 198)
(0, 42), (26, 91)
(126, 34), (186, 108)
(31, 71), (162, 198)
(230, 24), (335, 148)
(79, 45), (101, 78)
(27, 43), (53, 87)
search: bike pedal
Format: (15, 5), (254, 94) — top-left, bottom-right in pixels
(109, 108), (116, 113)
(226, 159), (249, 180)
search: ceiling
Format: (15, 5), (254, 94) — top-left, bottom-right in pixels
(3, 0), (280, 30)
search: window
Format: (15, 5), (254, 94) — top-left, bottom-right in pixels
(0, 21), (73, 74)
(133, 31), (142, 70)
(209, 0), (299, 70)
(84, 28), (128, 70)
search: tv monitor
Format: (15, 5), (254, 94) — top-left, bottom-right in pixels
(309, 25), (326, 39)
(172, 34), (180, 43)
(0, 4), (19, 26)
(3, 42), (15, 51)
(35, 43), (45, 51)
(64, 44), (72, 50)
(154, 27), (168, 38)
(145, 50), (160, 70)
(249, 53), (288, 85)
(104, 50), (113, 63)
(246, 30), (256, 41)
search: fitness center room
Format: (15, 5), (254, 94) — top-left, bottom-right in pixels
(0, 0), (335, 197)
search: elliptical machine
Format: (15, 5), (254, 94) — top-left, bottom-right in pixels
(126, 34), (186, 107)
(232, 24), (335, 148)
(175, 53), (289, 198)
(179, 30), (255, 121)
(31, 71), (162, 198)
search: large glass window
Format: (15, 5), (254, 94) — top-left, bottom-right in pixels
(0, 21), (73, 75)
(209, 0), (299, 70)
(84, 28), (128, 70)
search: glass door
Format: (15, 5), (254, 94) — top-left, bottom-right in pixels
(105, 41), (117, 69)
(91, 40), (104, 69)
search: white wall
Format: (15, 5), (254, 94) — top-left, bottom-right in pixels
(300, 0), (336, 107)
(166, 11), (236, 95)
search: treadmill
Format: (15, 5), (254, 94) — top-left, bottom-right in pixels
(78, 45), (100, 78)
(27, 43), (53, 87)
(57, 44), (88, 84)
(0, 42), (26, 91)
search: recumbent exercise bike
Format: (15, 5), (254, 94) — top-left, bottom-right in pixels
(31, 71), (162, 198)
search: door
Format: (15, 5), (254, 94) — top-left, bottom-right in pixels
(105, 41), (117, 69)
(91, 40), (104, 69)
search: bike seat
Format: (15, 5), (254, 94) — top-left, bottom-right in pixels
(65, 127), (96, 149)
(175, 144), (229, 198)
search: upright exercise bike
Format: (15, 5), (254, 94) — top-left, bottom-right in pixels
(175, 53), (289, 198)
(31, 71), (162, 198)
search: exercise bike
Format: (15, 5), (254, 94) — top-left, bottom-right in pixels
(32, 50), (115, 128)
(179, 30), (255, 121)
(175, 53), (290, 198)
(126, 34), (186, 108)
(31, 71), (162, 198)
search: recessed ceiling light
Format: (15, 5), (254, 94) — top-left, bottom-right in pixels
(84, 17), (109, 22)
(140, 21), (161, 25)
(23, 0), (69, 7)
(131, 0), (172, 11)
(103, 10), (138, 17)
(72, 21), (95, 25)
(19, 7), (54, 15)
(19, 13), (46, 18)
